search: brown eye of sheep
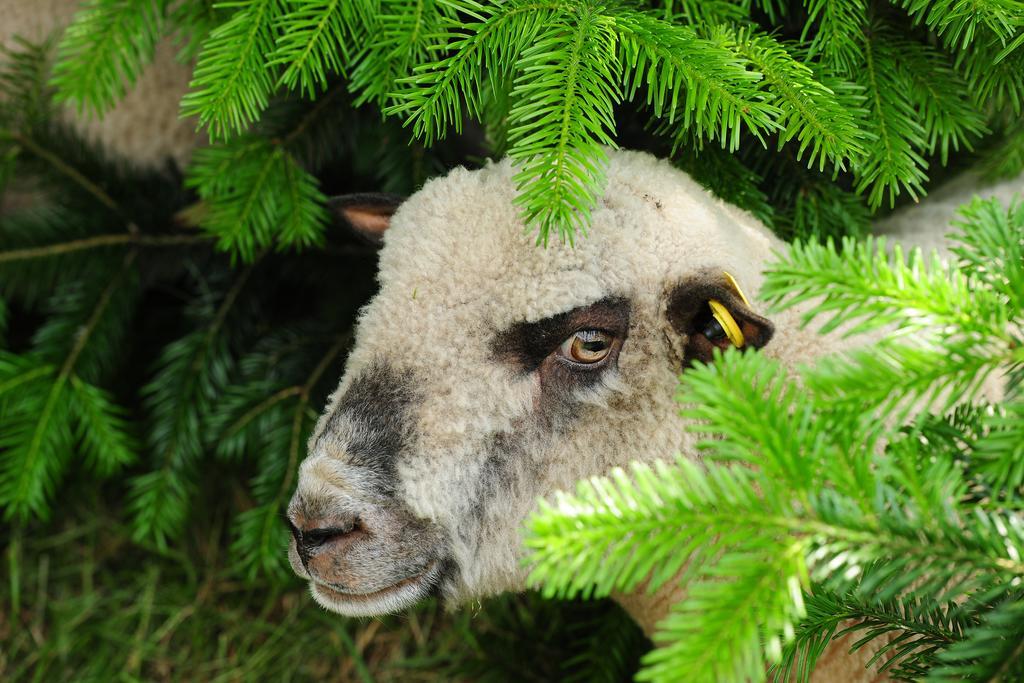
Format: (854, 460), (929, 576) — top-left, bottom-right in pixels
(560, 330), (613, 364)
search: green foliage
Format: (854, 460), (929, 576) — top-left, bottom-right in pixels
(185, 136), (328, 260)
(894, 0), (1024, 52)
(803, 0), (867, 72)
(269, 0), (371, 96)
(51, 0), (166, 116)
(719, 27), (867, 172)
(527, 196), (1024, 681)
(508, 5), (621, 243)
(0, 266), (139, 520)
(41, 0), (1021, 242)
(178, 0), (284, 139)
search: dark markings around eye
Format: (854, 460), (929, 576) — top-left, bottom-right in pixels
(492, 297), (631, 373)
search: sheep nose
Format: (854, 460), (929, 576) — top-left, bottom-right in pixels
(288, 514), (363, 567)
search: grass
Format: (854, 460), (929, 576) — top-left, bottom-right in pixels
(1, 489), (646, 682)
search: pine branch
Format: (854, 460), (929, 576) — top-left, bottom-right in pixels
(31, 259), (141, 384)
(638, 544), (808, 683)
(0, 377), (73, 521)
(0, 232), (208, 264)
(8, 131), (121, 214)
(0, 255), (137, 520)
(166, 0), (223, 63)
(893, 37), (988, 164)
(614, 9), (779, 150)
(893, 0), (1024, 52)
(764, 232), (1021, 417)
(774, 591), (970, 682)
(801, 0), (867, 74)
(716, 27), (867, 172)
(950, 196), (1024, 309)
(972, 399), (1024, 498)
(348, 0), (453, 108)
(526, 458), (775, 600)
(0, 206), (104, 307)
(388, 0), (558, 143)
(211, 382), (302, 462)
(269, 0), (375, 97)
(980, 118), (1024, 179)
(230, 334), (348, 581)
(507, 4), (622, 243)
(851, 22), (929, 208)
(762, 237), (1012, 342)
(185, 136), (327, 261)
(930, 597), (1024, 681)
(179, 0), (285, 140)
(676, 348), (872, 505)
(957, 38), (1024, 114)
(0, 356), (54, 400)
(51, 0), (167, 116)
(129, 263), (256, 546)
(0, 37), (55, 127)
(69, 375), (138, 476)
(781, 179), (872, 242)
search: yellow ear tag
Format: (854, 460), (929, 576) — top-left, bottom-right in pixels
(708, 300), (745, 348)
(722, 271), (751, 306)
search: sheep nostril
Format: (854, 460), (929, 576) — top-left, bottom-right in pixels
(304, 525), (351, 548)
(291, 516), (362, 560)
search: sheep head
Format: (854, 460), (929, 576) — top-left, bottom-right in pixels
(286, 150), (796, 617)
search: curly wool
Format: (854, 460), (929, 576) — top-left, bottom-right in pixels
(302, 149), (1017, 683)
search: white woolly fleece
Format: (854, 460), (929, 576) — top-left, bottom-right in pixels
(305, 150), (846, 608)
(295, 149), (1019, 683)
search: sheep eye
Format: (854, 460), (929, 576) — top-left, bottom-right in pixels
(560, 330), (613, 364)
(703, 317), (727, 342)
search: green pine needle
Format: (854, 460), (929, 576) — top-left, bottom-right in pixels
(930, 598), (1024, 681)
(68, 375), (138, 477)
(388, 0), (554, 143)
(638, 544), (808, 683)
(718, 27), (868, 172)
(894, 0), (1024, 52)
(508, 5), (622, 244)
(801, 0), (866, 74)
(269, 0), (374, 97)
(128, 269), (251, 546)
(51, 0), (166, 116)
(185, 136), (328, 261)
(615, 10), (779, 150)
(179, 0), (285, 140)
(348, 0), (453, 108)
(851, 22), (929, 208)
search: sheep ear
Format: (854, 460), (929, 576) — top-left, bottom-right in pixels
(328, 193), (405, 245)
(666, 273), (775, 366)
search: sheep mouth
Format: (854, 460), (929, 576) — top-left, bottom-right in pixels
(308, 560), (442, 617)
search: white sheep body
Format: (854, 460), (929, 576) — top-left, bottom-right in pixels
(299, 150), (1020, 683)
